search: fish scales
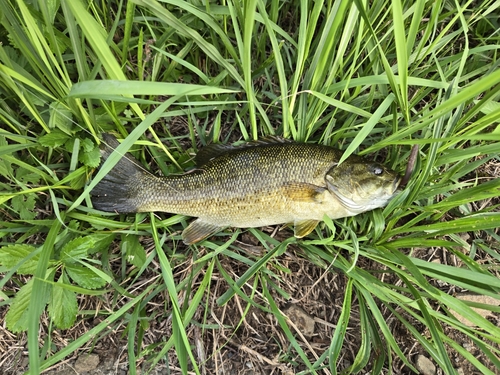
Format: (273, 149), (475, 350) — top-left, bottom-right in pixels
(92, 134), (400, 244)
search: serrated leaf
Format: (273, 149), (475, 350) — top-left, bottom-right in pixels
(87, 233), (115, 255)
(39, 129), (71, 148)
(0, 157), (13, 180)
(5, 279), (33, 332)
(16, 167), (40, 184)
(78, 145), (101, 168)
(48, 273), (78, 329)
(80, 138), (94, 152)
(65, 263), (107, 289)
(60, 236), (94, 264)
(11, 194), (37, 220)
(121, 235), (147, 268)
(0, 244), (38, 275)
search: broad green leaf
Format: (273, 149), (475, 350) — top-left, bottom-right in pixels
(0, 244), (38, 275)
(16, 166), (41, 184)
(38, 129), (71, 148)
(48, 273), (78, 329)
(86, 233), (115, 255)
(5, 279), (34, 332)
(11, 194), (37, 220)
(78, 145), (100, 168)
(65, 263), (107, 289)
(60, 236), (95, 264)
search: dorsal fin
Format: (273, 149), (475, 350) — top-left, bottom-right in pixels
(195, 136), (293, 166)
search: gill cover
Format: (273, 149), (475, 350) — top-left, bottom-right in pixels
(325, 157), (400, 213)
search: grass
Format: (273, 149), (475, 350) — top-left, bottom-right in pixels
(1, 0), (500, 374)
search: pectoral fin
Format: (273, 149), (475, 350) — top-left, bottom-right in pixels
(282, 183), (326, 202)
(294, 219), (320, 238)
(182, 219), (225, 245)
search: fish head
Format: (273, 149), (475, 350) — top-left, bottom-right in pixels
(325, 157), (401, 213)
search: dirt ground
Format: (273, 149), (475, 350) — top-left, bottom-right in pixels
(1, 234), (499, 375)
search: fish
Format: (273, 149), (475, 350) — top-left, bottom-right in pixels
(91, 134), (401, 245)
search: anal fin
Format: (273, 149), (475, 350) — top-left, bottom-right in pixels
(182, 218), (225, 245)
(294, 219), (320, 238)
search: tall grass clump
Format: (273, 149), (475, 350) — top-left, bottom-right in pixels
(0, 0), (499, 374)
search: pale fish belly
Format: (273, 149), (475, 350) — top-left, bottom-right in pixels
(196, 187), (354, 228)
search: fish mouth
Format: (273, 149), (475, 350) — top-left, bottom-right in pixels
(393, 175), (403, 192)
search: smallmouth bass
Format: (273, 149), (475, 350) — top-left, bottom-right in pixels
(91, 134), (401, 244)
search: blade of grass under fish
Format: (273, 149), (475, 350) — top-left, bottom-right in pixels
(127, 303), (140, 375)
(391, 0), (409, 121)
(398, 273), (456, 374)
(352, 299), (384, 374)
(256, 0), (290, 137)
(339, 93), (394, 163)
(62, 0), (144, 120)
(242, 0), (258, 139)
(328, 278), (353, 374)
(357, 287), (416, 371)
(132, 0), (244, 86)
(288, 0), (322, 114)
(406, 0), (426, 59)
(69, 80), (238, 98)
(121, 0), (136, 63)
(150, 215), (200, 374)
(27, 216), (62, 374)
(217, 237), (295, 306)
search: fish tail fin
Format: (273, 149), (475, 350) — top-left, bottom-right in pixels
(91, 134), (147, 213)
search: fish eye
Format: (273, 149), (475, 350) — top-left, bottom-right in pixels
(369, 165), (384, 176)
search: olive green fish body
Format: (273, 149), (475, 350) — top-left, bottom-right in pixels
(92, 135), (400, 244)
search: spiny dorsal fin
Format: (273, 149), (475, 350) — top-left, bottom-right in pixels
(195, 136), (293, 166)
